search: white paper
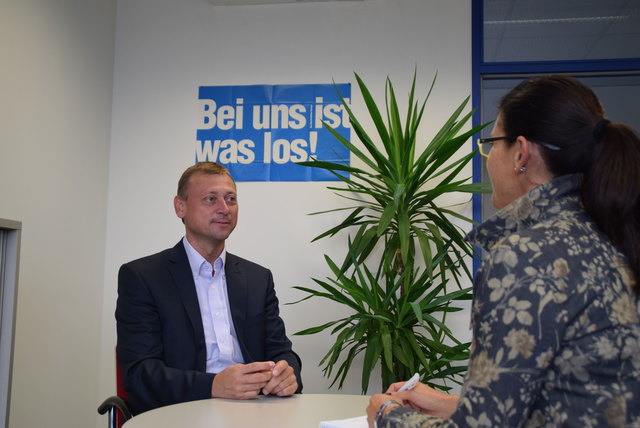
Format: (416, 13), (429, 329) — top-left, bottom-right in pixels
(319, 415), (368, 428)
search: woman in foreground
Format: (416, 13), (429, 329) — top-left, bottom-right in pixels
(368, 75), (640, 428)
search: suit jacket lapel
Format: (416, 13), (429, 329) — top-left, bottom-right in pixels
(225, 253), (248, 356)
(168, 241), (207, 368)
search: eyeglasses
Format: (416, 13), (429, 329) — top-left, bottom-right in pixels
(477, 136), (562, 158)
(477, 136), (512, 158)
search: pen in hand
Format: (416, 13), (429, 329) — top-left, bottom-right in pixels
(374, 374), (421, 428)
(397, 373), (419, 392)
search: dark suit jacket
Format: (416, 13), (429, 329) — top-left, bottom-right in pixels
(115, 240), (302, 415)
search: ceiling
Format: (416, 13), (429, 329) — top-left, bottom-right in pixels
(208, 0), (364, 5)
(205, 0), (640, 61)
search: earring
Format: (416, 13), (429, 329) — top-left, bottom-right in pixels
(514, 166), (526, 173)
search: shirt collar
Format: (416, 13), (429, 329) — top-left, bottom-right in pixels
(182, 236), (226, 277)
(466, 174), (583, 251)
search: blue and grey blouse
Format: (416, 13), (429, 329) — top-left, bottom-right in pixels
(381, 174), (640, 428)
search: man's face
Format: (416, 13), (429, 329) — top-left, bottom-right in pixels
(174, 172), (238, 249)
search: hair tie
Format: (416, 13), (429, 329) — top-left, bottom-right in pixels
(593, 119), (610, 140)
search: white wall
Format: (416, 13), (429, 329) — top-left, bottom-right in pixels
(0, 0), (116, 427)
(101, 0), (473, 409)
(0, 1), (472, 427)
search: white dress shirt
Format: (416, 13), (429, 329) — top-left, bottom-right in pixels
(183, 237), (244, 373)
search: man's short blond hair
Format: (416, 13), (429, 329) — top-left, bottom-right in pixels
(176, 162), (235, 200)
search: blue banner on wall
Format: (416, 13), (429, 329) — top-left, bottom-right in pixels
(196, 83), (351, 182)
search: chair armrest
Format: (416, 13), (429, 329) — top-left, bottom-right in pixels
(97, 395), (133, 422)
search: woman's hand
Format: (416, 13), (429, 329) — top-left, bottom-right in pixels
(366, 394), (403, 428)
(386, 381), (459, 419)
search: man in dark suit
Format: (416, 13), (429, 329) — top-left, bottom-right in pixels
(116, 162), (302, 415)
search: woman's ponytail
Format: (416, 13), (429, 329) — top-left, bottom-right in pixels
(581, 122), (640, 294)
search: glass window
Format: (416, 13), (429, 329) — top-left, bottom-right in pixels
(479, 72), (640, 219)
(483, 0), (640, 62)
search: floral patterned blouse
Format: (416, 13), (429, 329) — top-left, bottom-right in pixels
(381, 174), (640, 428)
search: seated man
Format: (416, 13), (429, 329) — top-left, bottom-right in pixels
(116, 162), (302, 415)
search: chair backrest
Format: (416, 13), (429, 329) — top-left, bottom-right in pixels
(115, 348), (130, 427)
(98, 348), (132, 428)
(115, 350), (128, 402)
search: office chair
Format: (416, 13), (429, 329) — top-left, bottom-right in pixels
(97, 349), (132, 428)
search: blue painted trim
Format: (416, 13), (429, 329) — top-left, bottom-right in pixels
(479, 58), (640, 75)
(471, 0), (483, 272)
(471, 0), (640, 273)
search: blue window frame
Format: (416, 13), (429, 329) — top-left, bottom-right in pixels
(471, 0), (640, 269)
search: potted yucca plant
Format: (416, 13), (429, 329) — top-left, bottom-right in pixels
(290, 70), (490, 393)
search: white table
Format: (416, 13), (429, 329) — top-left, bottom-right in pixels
(122, 394), (370, 428)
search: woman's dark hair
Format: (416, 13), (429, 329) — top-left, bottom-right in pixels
(499, 75), (640, 294)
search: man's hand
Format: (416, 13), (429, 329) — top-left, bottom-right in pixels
(211, 361), (275, 399)
(261, 360), (298, 397)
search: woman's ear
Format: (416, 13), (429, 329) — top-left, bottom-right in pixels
(514, 136), (532, 170)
